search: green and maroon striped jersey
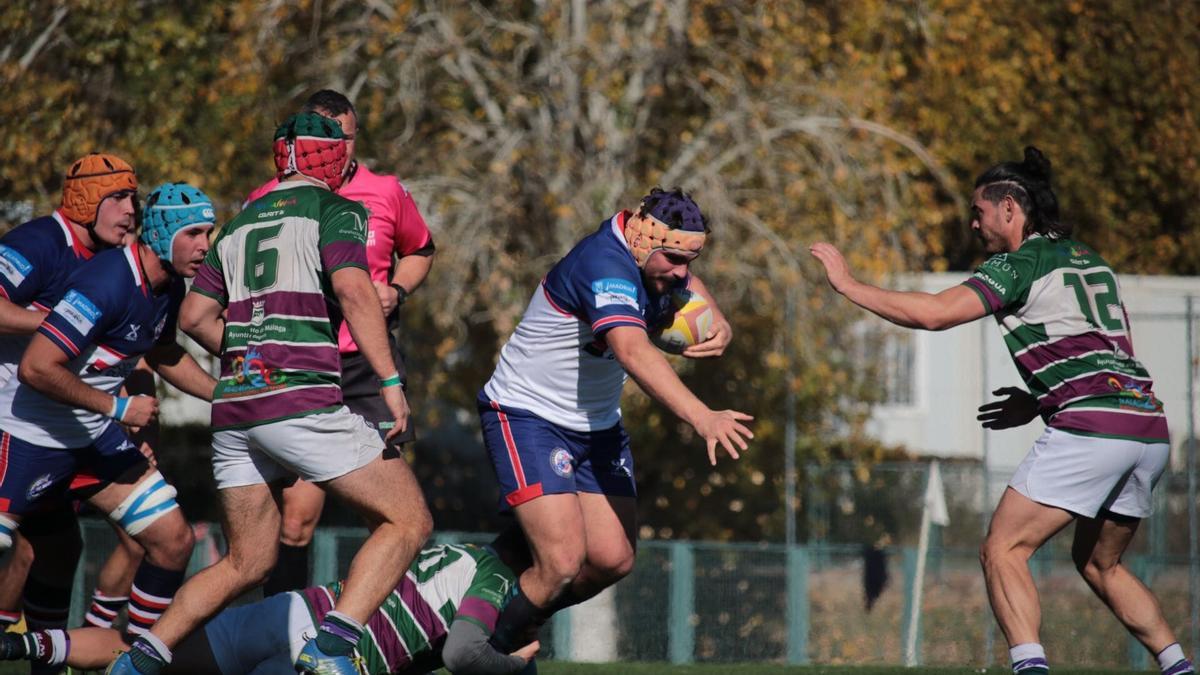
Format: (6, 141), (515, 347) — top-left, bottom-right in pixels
(300, 544), (516, 674)
(962, 235), (1167, 442)
(191, 182), (369, 429)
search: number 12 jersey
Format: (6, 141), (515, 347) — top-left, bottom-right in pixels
(963, 234), (1168, 442)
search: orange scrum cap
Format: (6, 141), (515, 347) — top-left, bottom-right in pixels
(623, 187), (708, 267)
(60, 153), (138, 226)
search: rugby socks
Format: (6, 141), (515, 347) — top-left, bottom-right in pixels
(315, 610), (364, 656)
(1010, 642), (1049, 674)
(126, 562), (185, 639)
(5, 629), (69, 665)
(0, 609), (19, 630)
(1157, 643), (1195, 674)
(489, 582), (552, 652)
(263, 543), (310, 596)
(126, 632), (172, 675)
(84, 590), (129, 629)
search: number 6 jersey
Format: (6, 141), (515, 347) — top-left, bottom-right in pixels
(191, 182), (369, 430)
(963, 234), (1168, 442)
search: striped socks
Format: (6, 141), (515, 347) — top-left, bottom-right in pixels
(125, 563), (184, 639)
(1011, 642), (1049, 674)
(84, 590), (129, 629)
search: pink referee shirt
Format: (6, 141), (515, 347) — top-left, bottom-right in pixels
(245, 164), (432, 354)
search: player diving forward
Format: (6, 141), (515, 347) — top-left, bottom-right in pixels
(0, 544), (538, 675)
(0, 182), (218, 661)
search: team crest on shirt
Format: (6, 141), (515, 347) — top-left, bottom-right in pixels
(26, 474), (54, 501)
(250, 300), (266, 327)
(550, 448), (574, 477)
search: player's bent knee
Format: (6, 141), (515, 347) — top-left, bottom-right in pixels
(595, 551), (636, 582)
(0, 514), (18, 551)
(280, 517), (318, 546)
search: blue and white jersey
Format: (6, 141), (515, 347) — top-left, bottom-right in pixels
(0, 246), (183, 448)
(483, 212), (682, 432)
(0, 211), (95, 386)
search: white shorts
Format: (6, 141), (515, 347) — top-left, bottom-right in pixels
(211, 406), (384, 489)
(1009, 426), (1168, 519)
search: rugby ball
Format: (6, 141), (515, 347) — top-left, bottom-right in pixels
(651, 289), (714, 354)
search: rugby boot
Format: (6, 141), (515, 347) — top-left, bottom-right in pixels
(295, 638), (362, 675)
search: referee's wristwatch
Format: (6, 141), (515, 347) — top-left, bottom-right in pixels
(388, 283), (409, 308)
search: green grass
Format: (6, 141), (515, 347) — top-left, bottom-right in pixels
(536, 666), (1140, 674)
(0, 662), (1149, 674)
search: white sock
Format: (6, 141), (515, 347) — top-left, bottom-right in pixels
(138, 631), (173, 664)
(1158, 643), (1187, 671)
(1010, 642), (1047, 671)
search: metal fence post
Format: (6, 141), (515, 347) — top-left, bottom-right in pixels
(68, 525), (87, 627)
(1188, 295), (1198, 662)
(786, 544), (810, 664)
(552, 607), (572, 660)
(311, 528), (338, 586)
(1127, 556), (1150, 670)
(668, 541), (695, 665)
(900, 547), (919, 665)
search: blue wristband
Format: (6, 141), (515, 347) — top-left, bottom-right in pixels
(111, 396), (130, 422)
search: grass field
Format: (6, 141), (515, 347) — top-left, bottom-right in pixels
(0, 663), (1146, 674)
(536, 665), (1140, 674)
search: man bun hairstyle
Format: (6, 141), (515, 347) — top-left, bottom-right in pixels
(974, 146), (1069, 240)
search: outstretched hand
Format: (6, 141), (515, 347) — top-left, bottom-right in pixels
(694, 409), (755, 465)
(977, 387), (1039, 430)
(809, 242), (855, 294)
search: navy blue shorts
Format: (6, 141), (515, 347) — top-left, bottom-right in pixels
(0, 423), (144, 516)
(478, 392), (636, 510)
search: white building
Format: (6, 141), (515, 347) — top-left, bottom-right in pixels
(865, 273), (1200, 471)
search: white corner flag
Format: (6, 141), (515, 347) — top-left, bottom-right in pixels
(924, 460), (950, 527)
(906, 459), (950, 667)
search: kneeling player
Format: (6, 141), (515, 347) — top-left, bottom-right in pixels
(1, 544), (538, 675)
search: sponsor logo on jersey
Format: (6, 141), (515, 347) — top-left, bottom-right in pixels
(54, 290), (102, 335)
(0, 245), (33, 287)
(257, 197), (296, 211)
(227, 347), (285, 393)
(153, 316), (166, 340)
(980, 257), (1020, 279)
(124, 323), (141, 341)
(1107, 376), (1162, 412)
(591, 278), (639, 309)
(336, 212), (368, 241)
(550, 448), (574, 477)
(26, 473), (54, 501)
(973, 271), (1007, 295)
